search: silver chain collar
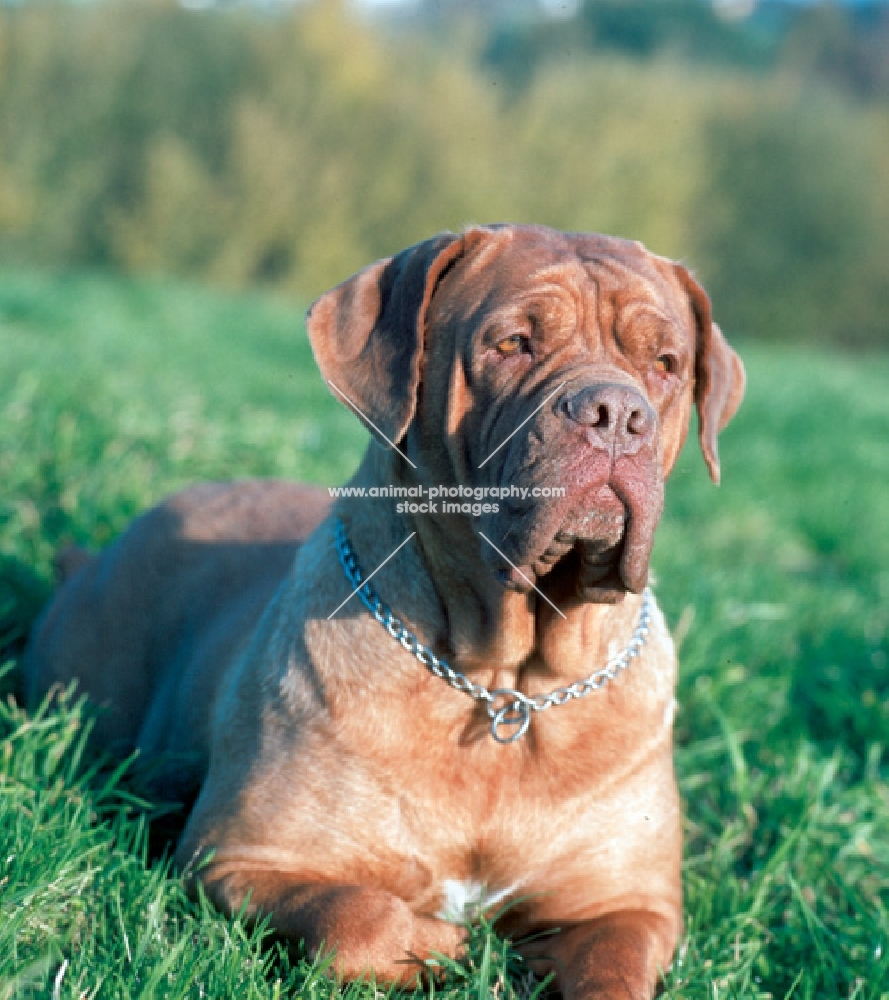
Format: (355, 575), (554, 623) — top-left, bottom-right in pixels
(334, 518), (654, 744)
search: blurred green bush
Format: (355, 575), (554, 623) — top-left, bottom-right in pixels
(0, 0), (887, 344)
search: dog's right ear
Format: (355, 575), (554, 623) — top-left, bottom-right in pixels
(307, 232), (478, 447)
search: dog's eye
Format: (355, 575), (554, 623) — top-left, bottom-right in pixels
(496, 334), (531, 357)
(655, 354), (677, 374)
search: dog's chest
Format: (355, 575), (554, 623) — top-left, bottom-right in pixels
(368, 731), (635, 918)
(435, 878), (521, 923)
(286, 597), (679, 920)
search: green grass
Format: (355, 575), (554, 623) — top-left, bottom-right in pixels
(1, 267), (887, 998)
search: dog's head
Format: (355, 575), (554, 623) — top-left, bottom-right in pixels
(308, 225), (744, 604)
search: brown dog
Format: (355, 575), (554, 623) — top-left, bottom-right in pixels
(24, 225), (744, 998)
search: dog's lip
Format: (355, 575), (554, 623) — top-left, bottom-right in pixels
(538, 533), (575, 565)
(494, 530), (630, 601)
(486, 470), (663, 601)
(491, 486), (629, 584)
(537, 526), (623, 563)
(552, 535), (624, 576)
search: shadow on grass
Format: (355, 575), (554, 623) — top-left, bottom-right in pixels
(0, 555), (51, 698)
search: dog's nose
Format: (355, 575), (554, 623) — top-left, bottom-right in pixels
(561, 383), (656, 454)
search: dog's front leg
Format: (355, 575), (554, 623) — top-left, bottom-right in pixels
(519, 910), (679, 1000)
(198, 867), (466, 983)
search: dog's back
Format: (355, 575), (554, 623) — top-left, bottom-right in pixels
(23, 480), (330, 793)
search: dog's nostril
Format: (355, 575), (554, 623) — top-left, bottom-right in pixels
(564, 392), (614, 428)
(592, 403), (611, 429)
(627, 408), (650, 435)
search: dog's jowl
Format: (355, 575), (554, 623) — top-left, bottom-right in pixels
(25, 225), (744, 999)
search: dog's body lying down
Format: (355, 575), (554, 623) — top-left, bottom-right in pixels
(25, 225), (744, 999)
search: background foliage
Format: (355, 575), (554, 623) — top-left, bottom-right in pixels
(1, 0), (888, 344)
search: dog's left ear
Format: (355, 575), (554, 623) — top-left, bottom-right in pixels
(674, 264), (746, 484)
(306, 232), (475, 446)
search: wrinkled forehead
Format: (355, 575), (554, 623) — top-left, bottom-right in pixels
(429, 227), (685, 332)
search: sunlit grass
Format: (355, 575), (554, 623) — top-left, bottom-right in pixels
(1, 269), (887, 998)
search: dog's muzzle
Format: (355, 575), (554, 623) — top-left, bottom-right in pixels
(480, 380), (664, 603)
